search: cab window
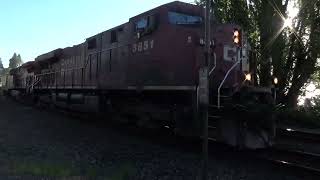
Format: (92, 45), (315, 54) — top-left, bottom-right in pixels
(111, 30), (117, 43)
(168, 11), (202, 25)
(134, 15), (157, 38)
(88, 38), (97, 49)
(136, 18), (148, 31)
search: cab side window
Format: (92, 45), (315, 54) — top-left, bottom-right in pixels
(135, 18), (148, 31)
(88, 38), (97, 49)
(111, 27), (123, 43)
(134, 15), (157, 38)
(111, 30), (117, 43)
(168, 12), (202, 25)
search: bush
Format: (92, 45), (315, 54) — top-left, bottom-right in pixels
(276, 105), (320, 129)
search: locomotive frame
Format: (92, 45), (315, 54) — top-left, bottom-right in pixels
(3, 1), (275, 149)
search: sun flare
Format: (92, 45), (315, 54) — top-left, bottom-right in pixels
(283, 3), (299, 29)
(283, 18), (293, 29)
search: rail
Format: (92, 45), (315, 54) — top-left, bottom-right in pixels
(277, 127), (320, 143)
(255, 147), (320, 175)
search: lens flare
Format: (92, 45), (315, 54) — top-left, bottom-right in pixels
(245, 74), (251, 81)
(283, 18), (292, 29)
(274, 77), (278, 85)
(233, 30), (239, 37)
(234, 37), (239, 44)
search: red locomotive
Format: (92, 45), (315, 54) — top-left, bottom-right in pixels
(4, 1), (275, 149)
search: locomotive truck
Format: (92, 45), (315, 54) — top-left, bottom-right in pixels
(4, 1), (275, 149)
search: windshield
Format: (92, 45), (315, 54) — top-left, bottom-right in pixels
(136, 18), (148, 30)
(168, 11), (202, 25)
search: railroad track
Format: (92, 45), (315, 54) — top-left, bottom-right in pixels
(13, 99), (320, 176)
(277, 127), (320, 143)
(253, 147), (320, 175)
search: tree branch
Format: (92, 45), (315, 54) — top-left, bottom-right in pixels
(283, 0), (289, 11)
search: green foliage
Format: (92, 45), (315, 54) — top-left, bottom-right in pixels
(309, 95), (320, 116)
(276, 104), (320, 129)
(10, 161), (75, 177)
(9, 53), (22, 69)
(284, 0), (320, 107)
(0, 58), (4, 76)
(2, 68), (10, 75)
(195, 0), (320, 107)
(195, 0), (257, 47)
(109, 163), (136, 180)
(9, 160), (136, 179)
(0, 58), (3, 69)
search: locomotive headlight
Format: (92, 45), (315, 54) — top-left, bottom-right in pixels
(245, 73), (252, 81)
(234, 37), (240, 44)
(233, 29), (241, 46)
(273, 77), (278, 85)
(234, 30), (240, 37)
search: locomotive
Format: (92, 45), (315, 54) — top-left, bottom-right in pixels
(4, 1), (275, 149)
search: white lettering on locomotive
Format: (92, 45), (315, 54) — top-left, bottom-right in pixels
(143, 41), (149, 50)
(132, 44), (137, 53)
(132, 40), (154, 53)
(223, 45), (237, 62)
(138, 42), (143, 52)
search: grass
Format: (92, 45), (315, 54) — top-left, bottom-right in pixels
(9, 160), (136, 180)
(10, 161), (75, 177)
(108, 163), (136, 180)
(276, 107), (320, 129)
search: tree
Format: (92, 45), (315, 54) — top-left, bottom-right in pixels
(282, 0), (320, 107)
(0, 58), (4, 75)
(195, 0), (289, 86)
(0, 58), (3, 69)
(195, 0), (319, 107)
(9, 53), (22, 69)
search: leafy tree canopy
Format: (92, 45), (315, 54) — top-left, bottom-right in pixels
(0, 58), (3, 69)
(9, 53), (22, 69)
(196, 0), (320, 107)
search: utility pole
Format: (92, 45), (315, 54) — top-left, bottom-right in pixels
(199, 0), (210, 180)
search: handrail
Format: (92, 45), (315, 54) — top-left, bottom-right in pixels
(209, 52), (217, 76)
(87, 43), (130, 56)
(26, 76), (41, 92)
(35, 66), (84, 77)
(31, 43), (135, 90)
(217, 60), (240, 109)
(34, 43), (132, 78)
(32, 78), (41, 88)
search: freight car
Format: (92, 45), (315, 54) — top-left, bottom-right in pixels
(5, 1), (275, 149)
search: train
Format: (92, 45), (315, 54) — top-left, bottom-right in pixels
(1, 1), (275, 149)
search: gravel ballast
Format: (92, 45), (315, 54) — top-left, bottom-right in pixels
(0, 96), (317, 179)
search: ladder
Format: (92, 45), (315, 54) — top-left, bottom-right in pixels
(207, 95), (233, 140)
(206, 58), (241, 141)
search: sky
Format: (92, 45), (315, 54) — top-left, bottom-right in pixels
(0, 0), (192, 67)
